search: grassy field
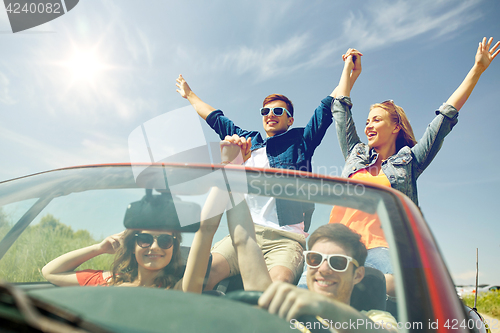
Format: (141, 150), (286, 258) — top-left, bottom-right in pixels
(462, 292), (500, 319)
(0, 213), (114, 283)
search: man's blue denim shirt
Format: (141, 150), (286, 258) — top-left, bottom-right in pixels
(206, 96), (334, 231)
(332, 96), (458, 206)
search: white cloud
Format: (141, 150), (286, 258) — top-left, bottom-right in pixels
(81, 137), (129, 162)
(0, 126), (86, 169)
(220, 34), (311, 80)
(343, 0), (481, 51)
(0, 124), (128, 176)
(0, 72), (15, 104)
(452, 270), (483, 285)
(213, 0), (482, 81)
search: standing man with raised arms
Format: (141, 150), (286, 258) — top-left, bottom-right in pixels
(176, 72), (360, 289)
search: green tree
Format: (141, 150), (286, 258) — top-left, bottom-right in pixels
(0, 207), (8, 228)
(0, 213), (112, 283)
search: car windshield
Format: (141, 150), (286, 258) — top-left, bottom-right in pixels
(0, 164), (395, 276)
(0, 163), (431, 331)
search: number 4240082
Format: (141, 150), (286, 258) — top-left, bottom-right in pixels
(6, 2), (61, 14)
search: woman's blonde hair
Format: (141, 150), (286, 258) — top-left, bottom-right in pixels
(109, 229), (183, 288)
(370, 100), (417, 150)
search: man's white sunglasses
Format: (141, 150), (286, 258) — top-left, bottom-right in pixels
(304, 251), (359, 272)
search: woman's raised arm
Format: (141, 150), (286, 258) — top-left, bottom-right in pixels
(446, 37), (499, 111)
(41, 231), (124, 286)
(330, 49), (362, 99)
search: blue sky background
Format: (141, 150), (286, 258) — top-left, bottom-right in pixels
(0, 0), (499, 285)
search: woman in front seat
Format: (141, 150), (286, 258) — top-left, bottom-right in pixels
(42, 229), (185, 289)
(42, 143), (256, 293)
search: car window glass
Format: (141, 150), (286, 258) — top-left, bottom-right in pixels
(0, 166), (409, 326)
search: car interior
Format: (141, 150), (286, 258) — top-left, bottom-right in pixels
(0, 165), (411, 329)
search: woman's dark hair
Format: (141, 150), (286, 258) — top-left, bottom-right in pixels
(109, 229), (183, 288)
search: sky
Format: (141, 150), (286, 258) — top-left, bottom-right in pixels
(0, 0), (499, 286)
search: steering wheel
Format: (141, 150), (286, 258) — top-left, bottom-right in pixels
(225, 290), (332, 332)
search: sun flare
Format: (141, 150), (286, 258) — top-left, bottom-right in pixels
(65, 49), (105, 82)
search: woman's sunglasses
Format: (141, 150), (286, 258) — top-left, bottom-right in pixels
(304, 251), (359, 272)
(260, 107), (292, 117)
(135, 233), (175, 250)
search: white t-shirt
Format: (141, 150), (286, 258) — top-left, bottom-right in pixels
(244, 147), (307, 236)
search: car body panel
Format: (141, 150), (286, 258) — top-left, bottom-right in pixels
(28, 287), (292, 333)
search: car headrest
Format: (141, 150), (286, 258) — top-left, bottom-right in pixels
(350, 267), (387, 312)
(123, 190), (201, 232)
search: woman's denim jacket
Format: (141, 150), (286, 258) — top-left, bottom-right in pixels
(206, 96), (334, 231)
(332, 97), (458, 206)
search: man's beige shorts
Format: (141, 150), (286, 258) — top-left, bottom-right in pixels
(211, 224), (306, 281)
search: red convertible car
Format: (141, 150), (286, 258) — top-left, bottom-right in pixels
(0, 163), (490, 332)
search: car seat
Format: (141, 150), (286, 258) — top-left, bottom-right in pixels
(350, 267), (387, 311)
(214, 275), (244, 294)
(213, 266), (388, 312)
(179, 246), (212, 291)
